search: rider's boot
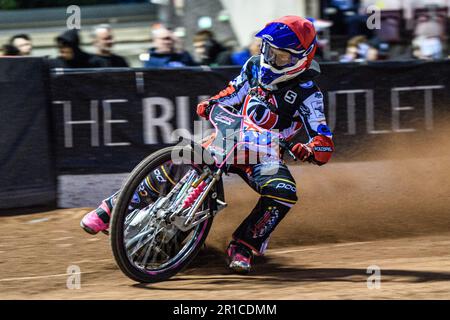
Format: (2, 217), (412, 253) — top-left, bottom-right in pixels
(226, 240), (253, 274)
(80, 195), (115, 235)
(80, 177), (160, 235)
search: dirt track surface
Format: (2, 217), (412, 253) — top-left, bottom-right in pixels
(1, 156), (450, 299)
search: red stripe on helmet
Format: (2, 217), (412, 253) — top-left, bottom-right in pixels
(286, 60), (308, 75)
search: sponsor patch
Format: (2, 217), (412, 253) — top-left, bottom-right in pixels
(299, 103), (311, 118)
(131, 193), (141, 204)
(262, 34), (274, 41)
(252, 206), (280, 238)
(314, 146), (333, 152)
(275, 183), (296, 192)
(138, 184), (148, 197)
(300, 81), (313, 88)
(284, 90), (298, 104)
(251, 65), (259, 79)
(154, 169), (166, 183)
(214, 113), (235, 126)
(312, 100), (325, 118)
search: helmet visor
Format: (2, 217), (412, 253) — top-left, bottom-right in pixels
(262, 41), (300, 70)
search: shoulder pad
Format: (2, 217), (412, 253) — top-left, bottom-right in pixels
(243, 55), (260, 84)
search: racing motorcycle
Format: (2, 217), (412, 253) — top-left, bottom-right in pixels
(110, 103), (297, 283)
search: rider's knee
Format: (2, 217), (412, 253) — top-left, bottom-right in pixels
(262, 179), (298, 205)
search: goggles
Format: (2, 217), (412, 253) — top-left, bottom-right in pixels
(262, 42), (299, 69)
(261, 39), (316, 70)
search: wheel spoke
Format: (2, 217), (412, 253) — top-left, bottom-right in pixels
(121, 161), (210, 273)
(137, 221), (162, 265)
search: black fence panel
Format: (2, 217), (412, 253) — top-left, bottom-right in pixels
(49, 61), (450, 174)
(0, 58), (56, 209)
(50, 67), (239, 174)
(317, 60), (450, 160)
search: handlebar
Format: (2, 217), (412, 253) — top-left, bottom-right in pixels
(210, 103), (299, 161)
(279, 139), (298, 161)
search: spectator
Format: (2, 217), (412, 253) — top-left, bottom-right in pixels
(9, 34), (32, 56)
(415, 18), (445, 40)
(412, 36), (443, 60)
(91, 24), (129, 68)
(192, 30), (232, 66)
(373, 40), (390, 60)
(229, 36), (262, 66)
(411, 16), (445, 60)
(49, 29), (103, 69)
(340, 35), (379, 62)
(1, 44), (20, 56)
(325, 0), (366, 35)
(142, 25), (196, 68)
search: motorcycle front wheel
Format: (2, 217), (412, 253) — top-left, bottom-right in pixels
(110, 146), (215, 283)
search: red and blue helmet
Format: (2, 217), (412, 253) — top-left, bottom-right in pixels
(255, 16), (317, 88)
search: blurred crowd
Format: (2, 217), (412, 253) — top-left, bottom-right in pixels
(323, 0), (449, 62)
(1, 1), (449, 67)
(0, 23), (264, 68)
(1, 25), (131, 68)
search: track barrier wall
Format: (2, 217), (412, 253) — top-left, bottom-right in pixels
(1, 58), (450, 208)
(50, 61), (450, 173)
(0, 58), (56, 209)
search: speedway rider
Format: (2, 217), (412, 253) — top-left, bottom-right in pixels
(80, 16), (334, 274)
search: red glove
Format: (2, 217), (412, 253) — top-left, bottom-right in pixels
(196, 101), (212, 119)
(292, 135), (334, 165)
(291, 143), (313, 162)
